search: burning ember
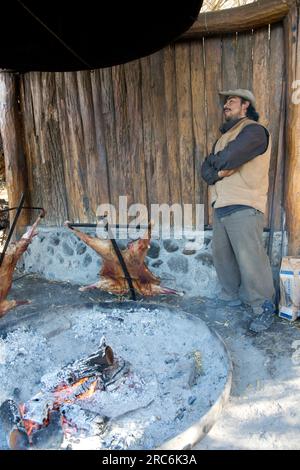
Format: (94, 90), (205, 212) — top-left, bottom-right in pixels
(64, 220), (183, 297)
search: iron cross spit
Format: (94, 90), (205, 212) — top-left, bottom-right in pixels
(64, 220), (183, 297)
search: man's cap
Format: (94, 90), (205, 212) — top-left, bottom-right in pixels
(219, 89), (256, 108)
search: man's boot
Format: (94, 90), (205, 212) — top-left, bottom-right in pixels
(249, 300), (275, 332)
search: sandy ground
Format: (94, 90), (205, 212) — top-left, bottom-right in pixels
(0, 273), (300, 450)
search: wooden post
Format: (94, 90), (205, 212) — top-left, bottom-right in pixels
(0, 73), (29, 233)
(284, 0), (300, 255)
(181, 0), (293, 38)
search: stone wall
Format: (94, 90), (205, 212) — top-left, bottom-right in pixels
(21, 227), (286, 299)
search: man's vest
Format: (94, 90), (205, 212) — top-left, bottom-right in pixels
(210, 117), (272, 214)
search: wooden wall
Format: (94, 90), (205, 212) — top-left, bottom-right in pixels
(18, 23), (285, 227)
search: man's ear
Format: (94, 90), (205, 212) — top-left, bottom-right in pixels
(243, 100), (250, 111)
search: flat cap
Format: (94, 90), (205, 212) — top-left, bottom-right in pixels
(219, 89), (256, 107)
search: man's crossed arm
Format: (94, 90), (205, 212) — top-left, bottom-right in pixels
(201, 124), (269, 185)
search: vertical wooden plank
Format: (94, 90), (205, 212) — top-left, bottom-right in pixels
(163, 44), (181, 206)
(76, 70), (96, 219)
(59, 72), (87, 222)
(204, 36), (223, 224)
(38, 72), (68, 224)
(111, 64), (134, 207)
(90, 69), (110, 205)
(77, 70), (110, 217)
(175, 42), (194, 206)
(190, 39), (207, 224)
(236, 31), (253, 90)
(19, 73), (38, 221)
(221, 34), (238, 90)
(0, 73), (29, 232)
(268, 23), (285, 231)
(252, 27), (270, 128)
(99, 67), (119, 210)
(284, 3), (300, 255)
(123, 60), (148, 207)
(140, 55), (156, 206)
(252, 27), (270, 225)
(150, 50), (170, 206)
(55, 71), (74, 221)
(204, 37), (223, 155)
(27, 72), (45, 215)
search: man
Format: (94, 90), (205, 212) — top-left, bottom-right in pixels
(201, 89), (275, 333)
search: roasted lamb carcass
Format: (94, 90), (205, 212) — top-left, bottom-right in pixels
(64, 220), (182, 297)
(0, 212), (45, 317)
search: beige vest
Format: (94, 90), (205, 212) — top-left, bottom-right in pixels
(210, 118), (272, 213)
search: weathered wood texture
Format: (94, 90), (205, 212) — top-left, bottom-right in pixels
(1, 23), (285, 231)
(284, 1), (300, 255)
(0, 74), (29, 233)
(181, 0), (293, 38)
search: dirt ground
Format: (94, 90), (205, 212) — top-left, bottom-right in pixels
(1, 272), (299, 450)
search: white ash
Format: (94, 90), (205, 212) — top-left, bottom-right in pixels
(0, 328), (54, 403)
(0, 305), (229, 449)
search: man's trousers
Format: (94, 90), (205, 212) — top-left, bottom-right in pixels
(212, 208), (275, 307)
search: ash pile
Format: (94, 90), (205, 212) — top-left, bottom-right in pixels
(0, 304), (229, 450)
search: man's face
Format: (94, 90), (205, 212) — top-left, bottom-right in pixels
(223, 96), (249, 121)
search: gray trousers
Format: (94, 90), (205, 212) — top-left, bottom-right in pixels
(212, 208), (275, 307)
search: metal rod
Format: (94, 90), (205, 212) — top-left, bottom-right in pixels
(69, 223), (271, 232)
(105, 222), (137, 301)
(69, 223), (150, 229)
(0, 206), (44, 214)
(0, 193), (25, 268)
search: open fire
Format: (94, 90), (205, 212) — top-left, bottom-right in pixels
(1, 338), (123, 449)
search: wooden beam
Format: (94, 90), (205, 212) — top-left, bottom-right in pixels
(284, 1), (300, 255)
(180, 0), (293, 38)
(0, 73), (29, 233)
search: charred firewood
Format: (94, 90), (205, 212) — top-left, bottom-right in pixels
(64, 220), (183, 297)
(0, 399), (30, 450)
(30, 410), (64, 450)
(0, 398), (23, 434)
(66, 345), (114, 383)
(8, 428), (30, 450)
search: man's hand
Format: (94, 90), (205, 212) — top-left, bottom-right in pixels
(201, 156), (221, 185)
(218, 169), (236, 178)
